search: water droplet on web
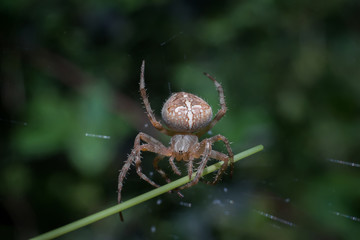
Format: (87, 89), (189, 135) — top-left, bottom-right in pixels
(151, 225), (156, 233)
(223, 187), (228, 193)
(156, 199), (162, 205)
(331, 211), (360, 222)
(179, 201), (192, 207)
(327, 158), (360, 168)
(85, 133), (110, 139)
(254, 209), (296, 227)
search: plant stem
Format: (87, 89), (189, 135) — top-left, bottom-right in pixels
(30, 144), (264, 240)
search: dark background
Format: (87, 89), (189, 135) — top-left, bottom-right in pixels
(1, 0), (360, 239)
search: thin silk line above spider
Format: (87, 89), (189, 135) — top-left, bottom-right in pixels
(117, 60), (234, 221)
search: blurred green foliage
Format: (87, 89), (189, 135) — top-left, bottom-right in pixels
(1, 0), (360, 239)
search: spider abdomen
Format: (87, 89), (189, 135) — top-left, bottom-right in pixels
(161, 92), (213, 132)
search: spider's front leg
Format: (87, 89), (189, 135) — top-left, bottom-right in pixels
(117, 132), (171, 220)
(153, 155), (184, 198)
(202, 134), (234, 185)
(179, 141), (213, 190)
(201, 150), (231, 185)
(152, 155), (181, 183)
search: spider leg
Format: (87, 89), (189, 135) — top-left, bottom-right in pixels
(153, 155), (184, 198)
(196, 72), (227, 137)
(169, 155), (181, 175)
(153, 155), (182, 182)
(132, 133), (171, 188)
(179, 141), (212, 190)
(117, 151), (135, 221)
(153, 155), (170, 183)
(201, 150), (229, 185)
(187, 157), (194, 180)
(140, 60), (174, 136)
(201, 134), (234, 185)
(117, 132), (171, 221)
(134, 144), (162, 188)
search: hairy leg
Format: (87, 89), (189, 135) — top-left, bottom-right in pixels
(153, 155), (184, 197)
(117, 152), (135, 221)
(201, 150), (229, 185)
(169, 155), (181, 175)
(129, 132), (171, 188)
(196, 73), (227, 137)
(179, 141), (212, 190)
(153, 155), (170, 183)
(117, 132), (171, 220)
(202, 134), (234, 185)
(140, 60), (174, 136)
(134, 144), (163, 188)
(187, 157), (194, 180)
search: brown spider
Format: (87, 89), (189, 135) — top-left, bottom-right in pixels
(118, 60), (234, 220)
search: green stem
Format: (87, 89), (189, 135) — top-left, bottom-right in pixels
(31, 144), (264, 240)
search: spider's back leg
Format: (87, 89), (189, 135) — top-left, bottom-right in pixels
(139, 60), (174, 136)
(197, 72), (228, 137)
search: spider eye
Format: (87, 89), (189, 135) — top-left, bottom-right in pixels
(161, 92), (213, 132)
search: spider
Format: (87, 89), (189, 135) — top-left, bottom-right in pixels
(118, 60), (234, 220)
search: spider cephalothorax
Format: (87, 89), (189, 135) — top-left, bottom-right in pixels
(118, 60), (234, 220)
